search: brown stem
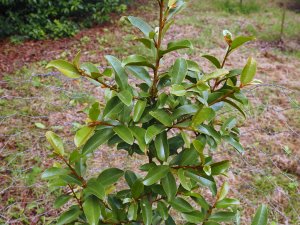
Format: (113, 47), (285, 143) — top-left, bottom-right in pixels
(150, 0), (165, 98)
(88, 121), (115, 127)
(212, 48), (230, 91)
(68, 184), (83, 210)
(171, 165), (203, 170)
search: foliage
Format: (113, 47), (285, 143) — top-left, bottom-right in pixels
(0, 0), (130, 40)
(214, 0), (261, 14)
(44, 0), (268, 224)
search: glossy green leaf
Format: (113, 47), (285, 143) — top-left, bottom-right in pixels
(161, 39), (193, 55)
(105, 55), (128, 90)
(86, 178), (105, 200)
(131, 179), (144, 198)
(73, 51), (81, 68)
(56, 206), (81, 225)
(113, 125), (134, 145)
(185, 170), (217, 195)
(125, 170), (138, 187)
(192, 139), (205, 164)
(178, 169), (192, 191)
(45, 131), (64, 155)
(209, 211), (236, 222)
(223, 135), (244, 154)
(54, 195), (72, 209)
(127, 16), (153, 37)
(240, 57), (257, 85)
(216, 198), (240, 209)
(74, 126), (95, 147)
(97, 168), (124, 187)
(170, 197), (194, 213)
(218, 181), (229, 201)
(182, 211), (204, 223)
(149, 109), (172, 126)
(157, 201), (168, 220)
(192, 107), (215, 128)
(203, 69), (229, 81)
(133, 100), (147, 122)
(154, 132), (169, 161)
(230, 36), (255, 52)
(170, 58), (188, 84)
(83, 196), (101, 225)
(89, 102), (100, 121)
(117, 90), (133, 106)
(103, 96), (125, 119)
(128, 202), (138, 220)
(141, 199), (152, 225)
(123, 54), (155, 69)
(130, 126), (147, 152)
(41, 167), (69, 179)
(202, 55), (221, 68)
(162, 172), (177, 201)
(145, 124), (164, 144)
(251, 204), (268, 225)
(82, 128), (114, 155)
(126, 66), (152, 86)
(211, 160), (230, 175)
(223, 99), (246, 118)
(46, 60), (80, 78)
(172, 104), (199, 120)
(80, 62), (99, 77)
(170, 84), (187, 96)
(186, 59), (201, 72)
(143, 165), (169, 186)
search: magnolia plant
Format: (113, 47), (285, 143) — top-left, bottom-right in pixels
(43, 0), (268, 224)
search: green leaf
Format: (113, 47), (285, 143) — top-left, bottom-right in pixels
(73, 51), (81, 68)
(143, 165), (169, 186)
(170, 58), (188, 84)
(192, 107), (215, 128)
(56, 206), (81, 225)
(131, 179), (144, 198)
(149, 109), (172, 126)
(211, 160), (230, 175)
(192, 139), (205, 164)
(185, 170), (217, 195)
(186, 60), (201, 72)
(82, 128), (114, 155)
(157, 202), (168, 220)
(97, 168), (124, 187)
(113, 125), (134, 145)
(172, 104), (199, 120)
(230, 36), (255, 52)
(41, 167), (69, 179)
(169, 197), (194, 213)
(183, 211), (204, 223)
(162, 172), (177, 201)
(202, 55), (221, 68)
(86, 178), (105, 200)
(127, 16), (153, 37)
(145, 124), (165, 144)
(54, 195), (72, 209)
(223, 135), (244, 154)
(218, 181), (229, 201)
(133, 100), (147, 122)
(80, 62), (99, 77)
(203, 69), (229, 81)
(126, 66), (152, 86)
(83, 196), (101, 225)
(74, 126), (95, 147)
(178, 169), (192, 191)
(209, 211), (236, 222)
(141, 199), (152, 225)
(117, 90), (133, 106)
(130, 126), (147, 152)
(103, 96), (125, 119)
(105, 55), (128, 90)
(122, 54), (155, 69)
(154, 132), (170, 161)
(170, 84), (187, 96)
(128, 202), (138, 220)
(216, 198), (240, 209)
(251, 204), (268, 225)
(45, 131), (64, 155)
(240, 57), (257, 85)
(125, 170), (138, 187)
(46, 60), (80, 78)
(35, 122), (46, 129)
(223, 99), (246, 118)
(89, 102), (100, 121)
(161, 39), (193, 55)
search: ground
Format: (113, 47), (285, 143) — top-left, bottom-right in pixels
(0, 0), (299, 224)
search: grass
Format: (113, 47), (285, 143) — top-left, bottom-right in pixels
(1, 0), (299, 224)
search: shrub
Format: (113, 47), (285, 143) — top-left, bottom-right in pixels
(0, 0), (130, 40)
(44, 0), (268, 224)
(214, 0), (261, 14)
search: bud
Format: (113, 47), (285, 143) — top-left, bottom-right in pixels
(223, 29), (233, 46)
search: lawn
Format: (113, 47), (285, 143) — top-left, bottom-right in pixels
(0, 0), (299, 224)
